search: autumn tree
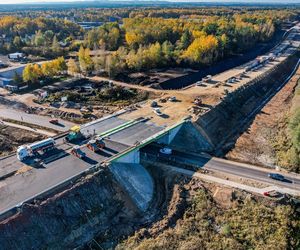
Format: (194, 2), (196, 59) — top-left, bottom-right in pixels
(23, 64), (40, 83)
(52, 35), (60, 54)
(183, 35), (219, 65)
(67, 58), (80, 76)
(78, 46), (93, 75)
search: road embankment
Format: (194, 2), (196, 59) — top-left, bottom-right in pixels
(195, 53), (300, 155)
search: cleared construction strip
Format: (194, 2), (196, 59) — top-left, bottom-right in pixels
(1, 120), (56, 137)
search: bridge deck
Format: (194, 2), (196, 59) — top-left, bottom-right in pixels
(0, 116), (163, 215)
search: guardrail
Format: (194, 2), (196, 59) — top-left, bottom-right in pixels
(107, 118), (188, 163)
(0, 118), (185, 221)
(101, 118), (148, 138)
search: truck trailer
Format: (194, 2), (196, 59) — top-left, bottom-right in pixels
(17, 138), (56, 161)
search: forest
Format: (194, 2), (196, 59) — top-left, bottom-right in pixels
(0, 16), (82, 57)
(79, 9), (296, 76)
(0, 7), (298, 77)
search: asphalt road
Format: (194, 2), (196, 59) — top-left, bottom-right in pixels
(0, 115), (163, 214)
(141, 145), (300, 191)
(109, 121), (163, 146)
(0, 108), (75, 132)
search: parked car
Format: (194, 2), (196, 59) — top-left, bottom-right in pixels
(168, 96), (177, 102)
(150, 101), (158, 108)
(159, 147), (172, 155)
(153, 108), (163, 116)
(268, 173), (285, 181)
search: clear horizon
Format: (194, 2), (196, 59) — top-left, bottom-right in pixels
(1, 0), (300, 4)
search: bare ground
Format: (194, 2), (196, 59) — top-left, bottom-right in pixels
(226, 67), (300, 168)
(0, 124), (45, 156)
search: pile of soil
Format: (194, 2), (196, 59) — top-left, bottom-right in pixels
(0, 124), (44, 156)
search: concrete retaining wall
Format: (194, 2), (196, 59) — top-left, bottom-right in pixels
(115, 149), (140, 164)
(169, 122), (214, 153)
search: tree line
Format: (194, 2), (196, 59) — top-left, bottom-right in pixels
(81, 10), (295, 76)
(22, 57), (67, 84)
(0, 16), (82, 56)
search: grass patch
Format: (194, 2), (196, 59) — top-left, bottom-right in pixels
(272, 78), (300, 172)
(117, 190), (300, 250)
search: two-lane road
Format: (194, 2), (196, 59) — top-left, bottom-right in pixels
(141, 145), (300, 191)
(0, 108), (75, 132)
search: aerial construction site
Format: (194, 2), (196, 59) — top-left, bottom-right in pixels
(0, 4), (300, 249)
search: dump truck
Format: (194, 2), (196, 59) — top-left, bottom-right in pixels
(17, 138), (56, 161)
(65, 126), (85, 143)
(71, 146), (86, 159)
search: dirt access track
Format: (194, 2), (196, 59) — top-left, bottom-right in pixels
(227, 66), (300, 168)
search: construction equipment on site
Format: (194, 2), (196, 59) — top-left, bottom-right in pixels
(194, 96), (202, 106)
(65, 125), (85, 143)
(87, 140), (100, 152)
(71, 146), (86, 159)
(17, 138), (56, 161)
(87, 136), (106, 152)
(95, 136), (105, 149)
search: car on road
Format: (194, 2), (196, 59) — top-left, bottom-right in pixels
(268, 173), (285, 181)
(49, 119), (59, 125)
(95, 136), (105, 149)
(159, 147), (172, 155)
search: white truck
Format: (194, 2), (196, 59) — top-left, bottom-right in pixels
(8, 52), (25, 60)
(17, 138), (56, 161)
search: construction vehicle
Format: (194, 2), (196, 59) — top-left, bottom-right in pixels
(87, 140), (100, 152)
(65, 126), (85, 143)
(194, 96), (202, 106)
(71, 146), (86, 159)
(17, 138), (56, 161)
(95, 136), (105, 149)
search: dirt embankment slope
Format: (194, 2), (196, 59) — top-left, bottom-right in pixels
(0, 124), (45, 157)
(195, 54), (299, 154)
(227, 66), (300, 170)
(0, 165), (192, 250)
(117, 171), (299, 250)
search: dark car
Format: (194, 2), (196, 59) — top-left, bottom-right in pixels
(49, 119), (59, 125)
(268, 173), (285, 181)
(150, 101), (158, 108)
